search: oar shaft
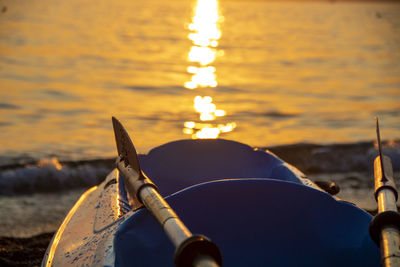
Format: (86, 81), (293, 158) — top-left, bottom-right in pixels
(376, 189), (400, 267)
(372, 156), (400, 267)
(194, 255), (220, 267)
(116, 157), (222, 266)
(138, 186), (221, 267)
(378, 189), (397, 213)
(112, 118), (222, 266)
(380, 227), (400, 267)
(139, 186), (192, 246)
(374, 155), (397, 212)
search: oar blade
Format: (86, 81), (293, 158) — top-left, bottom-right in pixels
(112, 116), (141, 174)
(375, 117), (387, 182)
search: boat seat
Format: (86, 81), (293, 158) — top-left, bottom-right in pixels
(115, 178), (379, 266)
(138, 139), (303, 196)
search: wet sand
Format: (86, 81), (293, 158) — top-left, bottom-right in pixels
(0, 232), (53, 267)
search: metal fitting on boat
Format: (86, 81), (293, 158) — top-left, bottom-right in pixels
(116, 155), (157, 203)
(374, 156), (398, 201)
(174, 235), (223, 267)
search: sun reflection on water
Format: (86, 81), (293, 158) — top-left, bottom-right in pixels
(184, 0), (236, 139)
(185, 66), (217, 89)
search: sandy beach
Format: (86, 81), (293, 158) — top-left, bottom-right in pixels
(0, 232), (53, 267)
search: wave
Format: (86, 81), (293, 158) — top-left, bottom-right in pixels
(268, 140), (400, 174)
(0, 140), (399, 196)
(0, 158), (114, 196)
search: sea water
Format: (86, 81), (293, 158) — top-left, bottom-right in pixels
(0, 0), (399, 236)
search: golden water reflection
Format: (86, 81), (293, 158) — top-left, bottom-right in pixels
(183, 0), (236, 139)
(194, 96), (225, 121)
(185, 66), (217, 89)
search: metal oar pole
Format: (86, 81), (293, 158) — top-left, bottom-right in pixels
(116, 157), (221, 267)
(369, 118), (400, 267)
(112, 117), (222, 267)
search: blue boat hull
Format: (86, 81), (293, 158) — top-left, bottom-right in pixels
(42, 139), (380, 266)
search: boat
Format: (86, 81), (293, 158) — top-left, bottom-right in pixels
(42, 117), (383, 266)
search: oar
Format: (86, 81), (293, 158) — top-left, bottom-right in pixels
(369, 117), (400, 267)
(112, 117), (222, 267)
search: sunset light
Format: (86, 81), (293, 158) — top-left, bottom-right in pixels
(185, 0), (222, 89)
(183, 0), (237, 139)
(185, 66), (217, 89)
(1, 0), (400, 263)
(184, 96), (236, 138)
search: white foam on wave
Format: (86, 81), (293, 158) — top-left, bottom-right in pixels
(0, 158), (111, 196)
(1, 141), (399, 196)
